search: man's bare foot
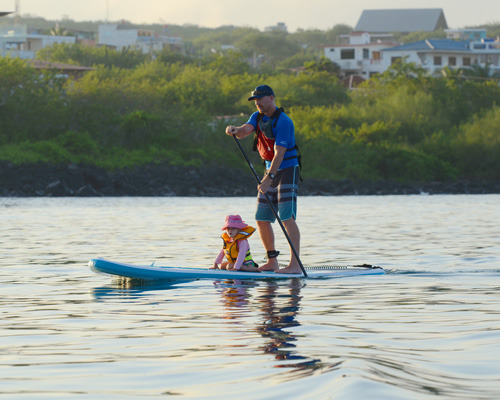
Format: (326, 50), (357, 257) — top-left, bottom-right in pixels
(275, 263), (302, 274)
(258, 259), (279, 272)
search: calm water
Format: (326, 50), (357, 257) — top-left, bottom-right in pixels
(1, 195), (499, 399)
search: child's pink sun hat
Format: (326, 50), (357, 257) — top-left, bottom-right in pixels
(222, 215), (248, 230)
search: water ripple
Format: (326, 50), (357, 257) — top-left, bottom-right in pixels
(1, 196), (500, 399)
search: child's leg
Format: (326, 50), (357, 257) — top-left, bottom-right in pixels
(239, 261), (260, 273)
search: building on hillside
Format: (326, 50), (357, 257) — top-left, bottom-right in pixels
(98, 24), (183, 53)
(23, 33), (75, 54)
(72, 30), (97, 47)
(265, 22), (287, 33)
(445, 28), (487, 41)
(322, 32), (398, 78)
(322, 9), (450, 78)
(355, 8), (448, 33)
(380, 37), (500, 75)
(1, 19), (76, 59)
(1, 10), (21, 56)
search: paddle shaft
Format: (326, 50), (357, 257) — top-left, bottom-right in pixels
(232, 134), (307, 277)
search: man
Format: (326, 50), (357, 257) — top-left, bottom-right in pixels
(225, 85), (301, 274)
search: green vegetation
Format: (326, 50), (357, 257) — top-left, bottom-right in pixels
(1, 40), (500, 182)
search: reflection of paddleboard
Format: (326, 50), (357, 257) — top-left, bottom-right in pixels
(89, 258), (385, 281)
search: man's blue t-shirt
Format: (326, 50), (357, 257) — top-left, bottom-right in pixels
(246, 109), (298, 170)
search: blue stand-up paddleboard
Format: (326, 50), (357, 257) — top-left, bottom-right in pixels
(89, 258), (384, 281)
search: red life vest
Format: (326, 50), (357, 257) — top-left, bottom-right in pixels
(253, 107), (284, 161)
(253, 108), (302, 177)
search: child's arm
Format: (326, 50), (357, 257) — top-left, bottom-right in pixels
(213, 249), (225, 269)
(233, 240), (249, 271)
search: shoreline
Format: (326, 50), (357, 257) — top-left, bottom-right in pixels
(1, 161), (499, 197)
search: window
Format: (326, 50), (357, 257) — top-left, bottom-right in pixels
(363, 48), (369, 59)
(391, 56), (402, 64)
(372, 51), (381, 60)
(434, 56), (442, 66)
(340, 49), (355, 60)
(463, 57), (471, 66)
(449, 57), (456, 66)
(330, 48), (335, 52)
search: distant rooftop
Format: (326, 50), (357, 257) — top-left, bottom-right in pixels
(27, 60), (94, 71)
(382, 39), (469, 52)
(355, 9), (448, 33)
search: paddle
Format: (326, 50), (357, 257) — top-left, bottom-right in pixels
(232, 134), (307, 277)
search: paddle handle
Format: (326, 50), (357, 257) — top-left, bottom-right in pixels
(232, 135), (307, 277)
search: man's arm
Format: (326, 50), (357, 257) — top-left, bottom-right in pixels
(267, 144), (286, 177)
(258, 145), (286, 194)
(225, 123), (254, 139)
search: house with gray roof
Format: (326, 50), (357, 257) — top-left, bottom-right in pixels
(355, 9), (448, 33)
(322, 8), (453, 80)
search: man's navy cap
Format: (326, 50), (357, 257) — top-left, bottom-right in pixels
(248, 85), (274, 101)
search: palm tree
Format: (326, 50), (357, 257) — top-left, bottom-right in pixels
(462, 63), (492, 79)
(440, 66), (464, 79)
(50, 23), (69, 37)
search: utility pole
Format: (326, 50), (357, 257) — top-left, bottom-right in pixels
(15, 0), (20, 24)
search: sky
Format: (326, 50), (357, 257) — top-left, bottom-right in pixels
(1, 0), (500, 32)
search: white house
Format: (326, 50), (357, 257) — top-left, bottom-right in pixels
(1, 24), (75, 59)
(380, 38), (500, 75)
(23, 33), (75, 52)
(322, 32), (398, 77)
(265, 22), (287, 33)
(98, 24), (182, 53)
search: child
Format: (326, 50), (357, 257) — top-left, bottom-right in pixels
(212, 215), (260, 273)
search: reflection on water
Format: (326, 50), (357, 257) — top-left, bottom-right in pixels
(91, 278), (191, 301)
(94, 276), (342, 380)
(213, 279), (341, 378)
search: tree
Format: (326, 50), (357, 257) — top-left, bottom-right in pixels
(440, 66), (464, 79)
(235, 31), (302, 68)
(269, 71), (349, 108)
(202, 50), (250, 75)
(395, 30), (446, 44)
(325, 24), (353, 44)
(462, 63), (495, 79)
(156, 46), (191, 65)
(304, 56), (340, 74)
(37, 42), (149, 68)
(50, 23), (69, 36)
(278, 53), (317, 70)
(290, 29), (328, 53)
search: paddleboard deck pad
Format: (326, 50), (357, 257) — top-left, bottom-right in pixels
(89, 258), (384, 281)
